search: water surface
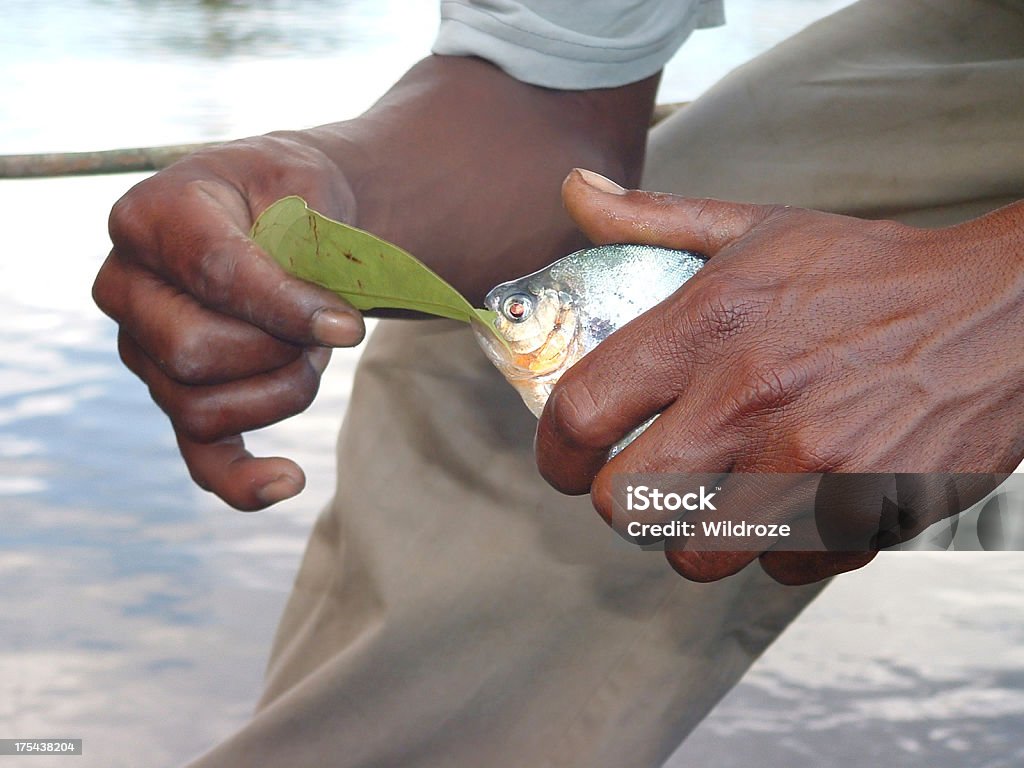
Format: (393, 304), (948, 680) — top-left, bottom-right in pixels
(3, 2), (1022, 767)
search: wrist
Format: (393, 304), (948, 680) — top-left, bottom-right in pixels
(284, 55), (659, 302)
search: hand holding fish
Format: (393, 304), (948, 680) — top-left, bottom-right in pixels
(536, 169), (1024, 584)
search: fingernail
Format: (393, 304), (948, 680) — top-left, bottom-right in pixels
(312, 308), (363, 347)
(575, 168), (627, 195)
(256, 474), (302, 506)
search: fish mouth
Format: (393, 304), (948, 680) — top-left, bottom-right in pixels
(470, 318), (549, 388)
(472, 316), (522, 379)
(470, 318), (554, 418)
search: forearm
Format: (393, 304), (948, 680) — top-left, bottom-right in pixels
(297, 55), (660, 303)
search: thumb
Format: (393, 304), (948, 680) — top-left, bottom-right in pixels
(562, 168), (780, 256)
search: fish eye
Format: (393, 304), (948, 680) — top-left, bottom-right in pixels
(502, 293), (534, 323)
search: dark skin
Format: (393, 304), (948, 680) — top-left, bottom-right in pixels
(537, 170), (1024, 584)
(93, 55), (659, 511)
(95, 52), (1024, 586)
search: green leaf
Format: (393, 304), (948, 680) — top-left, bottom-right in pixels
(251, 196), (497, 328)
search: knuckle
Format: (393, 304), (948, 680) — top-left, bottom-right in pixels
(193, 245), (239, 308)
(750, 417), (846, 472)
(91, 257), (122, 318)
(729, 349), (823, 417)
(108, 182), (157, 252)
(760, 203), (796, 225)
(736, 358), (802, 413)
(224, 134), (329, 201)
(288, 355), (323, 414)
(775, 428), (842, 472)
(175, 398), (224, 444)
(258, 133), (326, 173)
(115, 332), (142, 375)
(589, 471), (617, 526)
(691, 276), (766, 342)
(547, 379), (607, 449)
(791, 435), (845, 472)
(179, 177), (249, 308)
(160, 332), (213, 384)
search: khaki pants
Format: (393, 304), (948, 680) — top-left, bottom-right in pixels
(189, 1), (1024, 766)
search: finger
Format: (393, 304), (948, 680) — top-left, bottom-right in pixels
(758, 551), (877, 585)
(587, 385), (757, 582)
(808, 474), (971, 552)
(108, 176), (364, 347)
(562, 168), (782, 255)
(876, 473), (1001, 548)
(757, 475), (1002, 583)
(745, 474), (893, 584)
(118, 331), (330, 443)
(588, 394), (744, 526)
(94, 252), (302, 384)
(535, 340), (679, 494)
(666, 551), (757, 583)
(176, 432), (306, 511)
(590, 409), (819, 584)
(536, 272), (741, 493)
(664, 473), (818, 582)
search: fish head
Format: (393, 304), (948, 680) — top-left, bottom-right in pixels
(473, 274), (582, 417)
(474, 244), (707, 420)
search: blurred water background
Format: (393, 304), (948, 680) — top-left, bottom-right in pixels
(2, 1), (1023, 766)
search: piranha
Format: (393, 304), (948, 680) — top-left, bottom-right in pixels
(473, 243), (707, 452)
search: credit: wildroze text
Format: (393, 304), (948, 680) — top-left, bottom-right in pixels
(624, 485), (792, 539)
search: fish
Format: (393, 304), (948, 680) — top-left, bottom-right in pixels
(473, 243), (707, 455)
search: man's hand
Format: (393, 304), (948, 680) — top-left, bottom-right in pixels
(536, 170), (1024, 583)
(93, 135), (365, 510)
(93, 57), (661, 512)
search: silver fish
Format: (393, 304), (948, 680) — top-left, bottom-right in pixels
(473, 243), (706, 454)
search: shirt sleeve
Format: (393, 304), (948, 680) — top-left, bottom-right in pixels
(431, 0), (725, 89)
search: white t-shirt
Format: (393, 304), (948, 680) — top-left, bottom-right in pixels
(432, 0), (725, 89)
